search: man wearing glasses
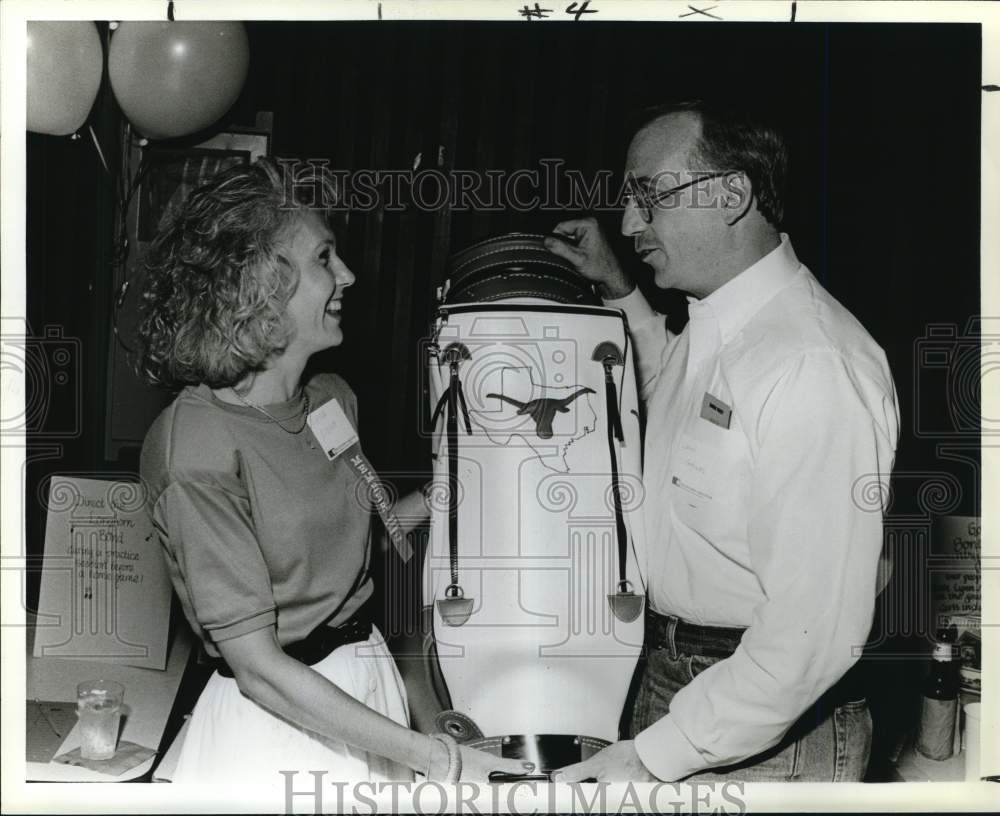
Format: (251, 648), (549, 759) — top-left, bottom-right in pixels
(545, 101), (899, 782)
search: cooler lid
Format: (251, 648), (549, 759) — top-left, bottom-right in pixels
(441, 233), (600, 306)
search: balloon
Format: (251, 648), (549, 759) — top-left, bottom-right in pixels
(108, 21), (249, 140)
(26, 21), (103, 136)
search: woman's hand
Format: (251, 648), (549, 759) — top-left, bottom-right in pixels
(459, 745), (537, 782)
(425, 739), (536, 781)
(394, 488), (432, 534)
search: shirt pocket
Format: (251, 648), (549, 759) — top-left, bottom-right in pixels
(669, 427), (747, 519)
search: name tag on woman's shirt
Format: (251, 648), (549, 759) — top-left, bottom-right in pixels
(307, 398), (359, 461)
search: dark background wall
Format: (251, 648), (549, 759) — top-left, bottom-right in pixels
(24, 21), (981, 774)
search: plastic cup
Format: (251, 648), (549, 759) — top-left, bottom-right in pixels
(76, 680), (124, 760)
(963, 702), (981, 781)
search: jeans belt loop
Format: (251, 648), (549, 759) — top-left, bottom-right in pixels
(664, 615), (679, 661)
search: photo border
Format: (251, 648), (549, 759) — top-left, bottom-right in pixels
(2, 1), (996, 813)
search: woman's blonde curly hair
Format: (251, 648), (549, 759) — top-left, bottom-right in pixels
(137, 157), (339, 389)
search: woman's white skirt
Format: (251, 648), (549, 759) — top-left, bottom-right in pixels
(172, 626), (414, 783)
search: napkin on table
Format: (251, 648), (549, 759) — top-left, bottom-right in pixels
(53, 741), (156, 776)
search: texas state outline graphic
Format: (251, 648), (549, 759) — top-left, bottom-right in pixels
(469, 367), (598, 473)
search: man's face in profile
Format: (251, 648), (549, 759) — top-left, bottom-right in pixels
(622, 112), (726, 298)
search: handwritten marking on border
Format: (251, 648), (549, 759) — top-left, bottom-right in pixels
(680, 4), (722, 19)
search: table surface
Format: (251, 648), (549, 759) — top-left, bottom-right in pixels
(892, 744), (967, 782)
(26, 620), (193, 782)
(890, 693), (983, 783)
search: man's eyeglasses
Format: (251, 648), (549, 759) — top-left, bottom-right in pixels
(623, 171), (730, 223)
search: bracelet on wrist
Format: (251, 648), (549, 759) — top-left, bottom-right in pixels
(428, 732), (462, 783)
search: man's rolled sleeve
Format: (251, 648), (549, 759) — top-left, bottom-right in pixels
(634, 712), (709, 781)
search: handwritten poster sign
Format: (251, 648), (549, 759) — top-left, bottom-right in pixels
(930, 515), (981, 631)
(33, 476), (172, 670)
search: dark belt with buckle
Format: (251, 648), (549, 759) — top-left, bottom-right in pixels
(644, 607), (867, 708)
(645, 606), (746, 659)
(210, 601), (374, 678)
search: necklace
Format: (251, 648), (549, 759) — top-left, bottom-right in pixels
(230, 387), (311, 434)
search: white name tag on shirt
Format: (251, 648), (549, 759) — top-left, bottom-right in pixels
(700, 392), (732, 430)
(307, 398), (359, 461)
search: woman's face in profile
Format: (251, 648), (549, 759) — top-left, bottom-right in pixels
(280, 210), (356, 358)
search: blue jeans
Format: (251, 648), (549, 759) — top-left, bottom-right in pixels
(629, 647), (872, 782)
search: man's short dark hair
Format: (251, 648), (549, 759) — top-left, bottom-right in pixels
(634, 100), (789, 227)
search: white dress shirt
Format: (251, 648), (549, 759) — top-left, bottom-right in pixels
(608, 235), (899, 781)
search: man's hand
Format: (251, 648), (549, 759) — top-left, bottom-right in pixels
(544, 217), (634, 299)
(550, 740), (657, 782)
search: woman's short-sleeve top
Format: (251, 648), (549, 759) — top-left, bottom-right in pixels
(140, 373), (374, 656)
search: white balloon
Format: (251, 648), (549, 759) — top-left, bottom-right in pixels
(109, 21), (250, 140)
(27, 21), (103, 136)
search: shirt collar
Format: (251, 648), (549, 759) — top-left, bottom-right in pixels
(688, 233), (801, 352)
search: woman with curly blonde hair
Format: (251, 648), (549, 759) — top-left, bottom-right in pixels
(138, 158), (526, 784)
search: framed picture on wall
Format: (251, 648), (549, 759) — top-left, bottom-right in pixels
(105, 128), (272, 459)
(196, 128), (271, 159)
(135, 129), (271, 241)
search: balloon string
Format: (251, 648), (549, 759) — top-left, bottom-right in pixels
(87, 125), (110, 175)
(111, 147), (156, 356)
